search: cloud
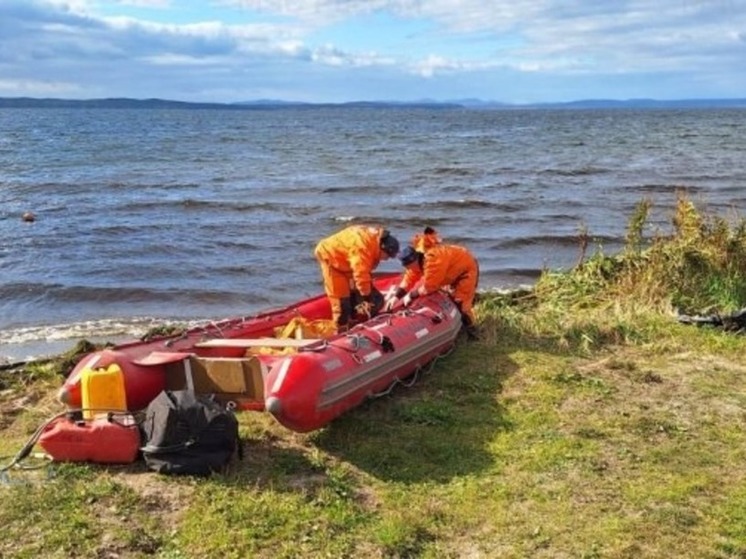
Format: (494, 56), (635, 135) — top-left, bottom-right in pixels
(220, 0), (746, 80)
(218, 0), (391, 24)
(0, 78), (82, 95)
(117, 0), (171, 7)
(0, 0), (745, 102)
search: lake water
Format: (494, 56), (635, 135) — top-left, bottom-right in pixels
(1, 106), (744, 361)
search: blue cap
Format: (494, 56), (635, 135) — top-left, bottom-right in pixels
(398, 246), (419, 266)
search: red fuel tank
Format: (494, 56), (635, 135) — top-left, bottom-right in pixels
(38, 414), (141, 464)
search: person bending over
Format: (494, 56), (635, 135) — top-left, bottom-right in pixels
(315, 225), (400, 331)
(385, 228), (479, 340)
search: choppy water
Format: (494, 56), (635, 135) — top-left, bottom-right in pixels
(2, 106), (745, 361)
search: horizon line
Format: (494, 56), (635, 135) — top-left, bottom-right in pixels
(2, 96), (746, 109)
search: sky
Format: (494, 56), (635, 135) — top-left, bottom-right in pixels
(0, 0), (744, 104)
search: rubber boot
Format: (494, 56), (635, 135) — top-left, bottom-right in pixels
(461, 313), (480, 341)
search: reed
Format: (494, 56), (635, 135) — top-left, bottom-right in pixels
(536, 193), (746, 315)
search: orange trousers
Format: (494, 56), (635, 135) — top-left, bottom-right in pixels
(317, 259), (354, 328)
(450, 266), (479, 325)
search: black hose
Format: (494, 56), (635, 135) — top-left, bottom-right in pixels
(0, 410), (71, 473)
(0, 408), (138, 475)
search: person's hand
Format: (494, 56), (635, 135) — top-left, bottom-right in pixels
(384, 285), (398, 300)
(383, 286), (405, 311)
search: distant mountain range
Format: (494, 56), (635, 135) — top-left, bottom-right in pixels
(1, 96), (745, 110)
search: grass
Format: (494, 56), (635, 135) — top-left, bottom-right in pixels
(3, 194), (746, 557)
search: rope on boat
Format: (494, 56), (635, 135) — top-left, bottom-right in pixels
(406, 305), (444, 323)
(209, 320), (226, 338)
(368, 343), (457, 399)
(163, 330), (188, 347)
(299, 340), (330, 353)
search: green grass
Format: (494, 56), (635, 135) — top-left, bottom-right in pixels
(3, 195), (746, 557)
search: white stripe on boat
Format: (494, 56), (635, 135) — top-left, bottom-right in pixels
(270, 357), (292, 394)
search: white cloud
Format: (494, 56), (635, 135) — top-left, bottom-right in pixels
(117, 0), (171, 7)
(217, 0), (391, 23)
(1, 0), (745, 102)
(0, 78), (82, 95)
(216, 0), (746, 78)
(310, 44), (394, 68)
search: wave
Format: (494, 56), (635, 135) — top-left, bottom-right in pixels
(0, 282), (267, 307)
(117, 199), (269, 212)
(494, 234), (621, 250)
(0, 316), (212, 363)
(115, 198), (326, 217)
(539, 166), (611, 177)
(490, 268), (544, 280)
(432, 166), (477, 177)
(360, 199), (515, 212)
(0, 317), (185, 346)
(626, 183), (704, 195)
(329, 215), (453, 229)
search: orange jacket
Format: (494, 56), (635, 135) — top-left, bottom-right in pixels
(401, 244), (478, 295)
(314, 225), (387, 296)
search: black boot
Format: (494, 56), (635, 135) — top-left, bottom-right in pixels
(461, 313), (480, 341)
(465, 325), (480, 341)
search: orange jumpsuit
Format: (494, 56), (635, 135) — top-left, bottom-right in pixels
(314, 225), (389, 328)
(399, 244), (480, 324)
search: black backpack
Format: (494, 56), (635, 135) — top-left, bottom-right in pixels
(140, 390), (241, 476)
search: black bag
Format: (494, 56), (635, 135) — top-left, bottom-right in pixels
(140, 390), (240, 476)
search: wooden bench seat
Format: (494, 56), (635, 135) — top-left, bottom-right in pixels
(194, 337), (323, 349)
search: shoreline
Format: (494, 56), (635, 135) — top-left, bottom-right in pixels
(0, 336), (135, 366)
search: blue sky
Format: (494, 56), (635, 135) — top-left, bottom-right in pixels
(1, 0), (744, 104)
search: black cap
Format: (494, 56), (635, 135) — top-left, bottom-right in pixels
(381, 233), (400, 257)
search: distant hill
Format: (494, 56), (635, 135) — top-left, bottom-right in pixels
(0, 97), (461, 110)
(452, 98), (746, 109)
(0, 97), (255, 110)
(530, 98), (746, 109)
(1, 96), (745, 110)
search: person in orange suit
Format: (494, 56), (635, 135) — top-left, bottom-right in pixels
(385, 227), (480, 339)
(315, 225), (400, 331)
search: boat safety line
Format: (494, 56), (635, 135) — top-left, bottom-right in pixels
(299, 340), (330, 353)
(318, 326), (458, 407)
(369, 343), (456, 399)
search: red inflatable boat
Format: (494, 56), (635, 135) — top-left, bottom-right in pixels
(59, 274), (463, 432)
